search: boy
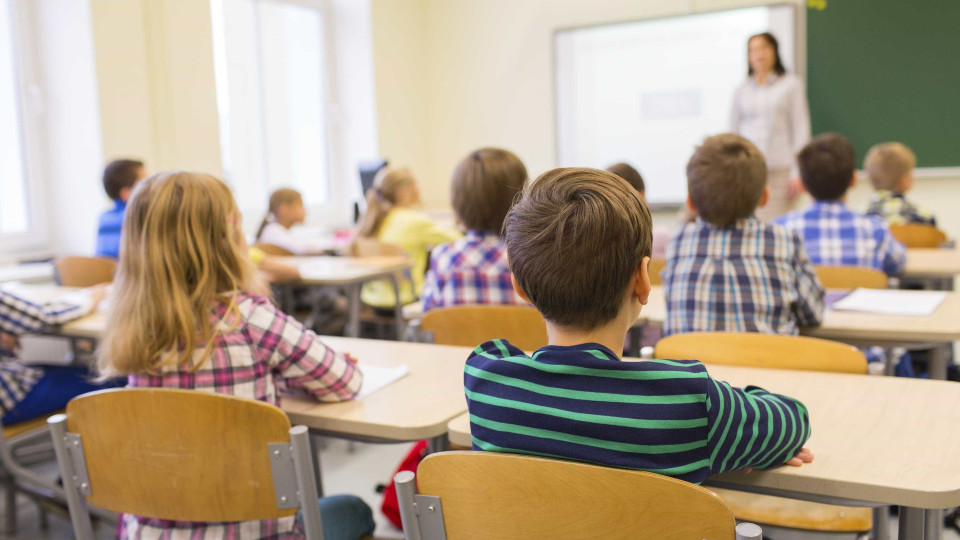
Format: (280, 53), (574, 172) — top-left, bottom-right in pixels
(95, 159), (147, 258)
(464, 167), (812, 484)
(663, 134), (824, 337)
(864, 142), (936, 226)
(774, 134), (906, 276)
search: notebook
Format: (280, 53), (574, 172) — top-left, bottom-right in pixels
(830, 288), (947, 317)
(356, 364), (410, 400)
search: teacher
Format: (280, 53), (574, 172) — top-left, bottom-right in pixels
(730, 32), (811, 221)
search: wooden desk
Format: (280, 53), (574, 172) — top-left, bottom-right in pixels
(448, 363), (960, 539)
(277, 256), (413, 337)
(905, 248), (960, 289)
(639, 286), (960, 378)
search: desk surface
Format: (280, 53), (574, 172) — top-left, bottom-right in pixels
(641, 286), (960, 344)
(905, 248), (960, 279)
(448, 362), (960, 509)
(279, 256), (411, 286)
(0, 262), (55, 284)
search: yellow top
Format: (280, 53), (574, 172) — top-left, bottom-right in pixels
(248, 246), (266, 266)
(361, 208), (461, 308)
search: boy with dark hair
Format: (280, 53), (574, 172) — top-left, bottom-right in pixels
(464, 166), (812, 484)
(774, 133), (906, 276)
(663, 134), (823, 337)
(95, 159), (146, 258)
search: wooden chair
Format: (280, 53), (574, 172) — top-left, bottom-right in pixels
(814, 265), (889, 289)
(655, 332), (871, 535)
(421, 305), (548, 351)
(648, 258), (665, 286)
(253, 243), (295, 256)
(49, 388), (324, 540)
(890, 223), (948, 248)
(54, 257), (116, 287)
(395, 451), (761, 540)
(654, 332), (868, 374)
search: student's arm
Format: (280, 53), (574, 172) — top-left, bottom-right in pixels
(877, 224), (907, 276)
(259, 223), (323, 256)
(258, 255), (301, 283)
(421, 266), (441, 313)
(790, 234), (825, 327)
(0, 287), (102, 335)
(410, 215), (462, 248)
(247, 296), (362, 401)
(705, 376), (811, 475)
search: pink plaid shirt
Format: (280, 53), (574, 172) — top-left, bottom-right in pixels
(120, 292), (362, 539)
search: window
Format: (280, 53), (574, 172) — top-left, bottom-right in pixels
(0, 0), (49, 253)
(212, 0), (341, 228)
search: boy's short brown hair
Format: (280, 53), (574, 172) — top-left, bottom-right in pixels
(686, 134), (767, 226)
(102, 159), (145, 201)
(451, 148), (527, 234)
(864, 142), (916, 192)
(606, 162), (645, 195)
(505, 167), (652, 330)
(797, 133), (856, 201)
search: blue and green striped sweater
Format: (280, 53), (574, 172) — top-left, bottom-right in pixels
(464, 339), (811, 484)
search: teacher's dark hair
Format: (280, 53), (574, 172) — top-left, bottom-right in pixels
(747, 32), (786, 76)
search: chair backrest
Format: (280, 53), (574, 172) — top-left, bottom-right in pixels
(648, 258), (666, 286)
(814, 265), (888, 289)
(253, 243), (295, 257)
(421, 305), (548, 351)
(403, 451), (739, 540)
(889, 223), (947, 248)
(53, 388), (313, 523)
(54, 257), (116, 287)
(655, 332), (867, 374)
(349, 237), (405, 257)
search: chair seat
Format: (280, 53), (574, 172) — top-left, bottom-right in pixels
(3, 413), (59, 439)
(711, 488), (871, 532)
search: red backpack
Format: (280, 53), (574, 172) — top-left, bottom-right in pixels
(380, 440), (428, 529)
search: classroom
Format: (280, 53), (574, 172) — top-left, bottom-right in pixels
(1, 0), (959, 539)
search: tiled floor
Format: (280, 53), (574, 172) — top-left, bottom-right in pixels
(2, 438), (958, 539)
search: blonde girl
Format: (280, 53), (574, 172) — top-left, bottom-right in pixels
(255, 188), (327, 255)
(99, 172), (373, 540)
(356, 167), (461, 308)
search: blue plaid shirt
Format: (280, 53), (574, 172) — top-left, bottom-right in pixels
(773, 201), (907, 276)
(421, 230), (525, 312)
(663, 217), (824, 337)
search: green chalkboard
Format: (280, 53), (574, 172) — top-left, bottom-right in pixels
(806, 0), (960, 167)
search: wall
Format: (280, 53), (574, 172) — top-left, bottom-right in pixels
(370, 0), (960, 240)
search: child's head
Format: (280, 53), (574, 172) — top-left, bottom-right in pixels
(865, 142), (916, 194)
(358, 167), (419, 237)
(102, 159), (147, 202)
(99, 171), (257, 377)
(797, 133), (857, 201)
(686, 134), (768, 226)
(506, 167), (652, 331)
(606, 162), (645, 197)
(257, 188), (305, 240)
(451, 147), (527, 235)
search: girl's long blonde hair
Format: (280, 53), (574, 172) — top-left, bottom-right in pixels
(357, 167), (415, 237)
(256, 188), (303, 241)
(98, 172), (258, 377)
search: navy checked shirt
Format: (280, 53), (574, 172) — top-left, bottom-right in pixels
(774, 201), (907, 276)
(663, 217), (824, 337)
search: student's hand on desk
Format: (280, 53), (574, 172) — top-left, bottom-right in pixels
(87, 284), (109, 310)
(785, 447), (814, 467)
(345, 353), (358, 364)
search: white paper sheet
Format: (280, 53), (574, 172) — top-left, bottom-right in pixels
(356, 364), (410, 400)
(830, 288), (947, 317)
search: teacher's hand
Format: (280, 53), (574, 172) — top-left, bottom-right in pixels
(787, 177), (805, 200)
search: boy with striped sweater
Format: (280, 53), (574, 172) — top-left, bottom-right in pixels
(464, 167), (812, 483)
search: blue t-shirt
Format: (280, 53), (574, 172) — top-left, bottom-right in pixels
(95, 200), (126, 258)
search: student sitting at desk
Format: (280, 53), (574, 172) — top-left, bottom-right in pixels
(464, 167), (813, 484)
(97, 172), (373, 540)
(863, 142), (936, 226)
(663, 134), (824, 337)
(95, 159), (147, 259)
(0, 285), (122, 426)
(421, 147), (527, 312)
(256, 188), (330, 255)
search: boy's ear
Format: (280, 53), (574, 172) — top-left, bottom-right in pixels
(118, 186), (132, 203)
(850, 170), (858, 190)
(685, 195), (696, 214)
(635, 256), (652, 305)
(511, 274), (532, 304)
(756, 185), (771, 208)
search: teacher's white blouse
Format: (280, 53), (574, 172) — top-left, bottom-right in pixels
(730, 73), (811, 171)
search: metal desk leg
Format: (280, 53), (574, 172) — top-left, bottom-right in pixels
(346, 284), (361, 338)
(930, 344), (949, 380)
(309, 433), (325, 497)
(925, 509), (944, 540)
(872, 506), (890, 540)
(899, 506), (925, 540)
(426, 434), (450, 455)
(389, 274), (405, 340)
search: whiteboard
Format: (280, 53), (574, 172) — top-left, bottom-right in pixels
(555, 5), (797, 206)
